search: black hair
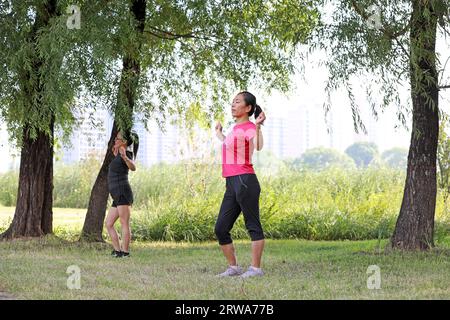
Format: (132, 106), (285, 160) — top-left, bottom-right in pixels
(122, 130), (139, 160)
(238, 91), (263, 122)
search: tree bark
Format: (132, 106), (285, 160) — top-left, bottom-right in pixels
(80, 0), (146, 242)
(1, 123), (54, 239)
(0, 1), (58, 240)
(390, 0), (439, 250)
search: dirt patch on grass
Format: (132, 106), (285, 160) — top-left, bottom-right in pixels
(0, 290), (15, 300)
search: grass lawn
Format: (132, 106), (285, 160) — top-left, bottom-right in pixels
(1, 206), (450, 299)
(0, 206), (88, 229)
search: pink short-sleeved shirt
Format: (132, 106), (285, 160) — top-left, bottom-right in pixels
(222, 120), (257, 178)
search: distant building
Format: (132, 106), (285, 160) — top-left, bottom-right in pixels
(134, 119), (180, 166)
(59, 108), (111, 164)
(57, 108), (182, 167)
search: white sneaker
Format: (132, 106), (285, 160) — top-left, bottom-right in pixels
(216, 265), (243, 277)
(240, 266), (264, 278)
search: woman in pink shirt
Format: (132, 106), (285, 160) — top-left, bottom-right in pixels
(215, 91), (266, 278)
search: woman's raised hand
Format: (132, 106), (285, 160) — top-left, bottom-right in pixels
(119, 146), (127, 159)
(215, 121), (223, 133)
(255, 112), (266, 126)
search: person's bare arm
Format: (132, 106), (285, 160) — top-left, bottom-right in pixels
(119, 147), (136, 171)
(254, 112), (266, 151)
(254, 124), (264, 151)
(215, 121), (225, 142)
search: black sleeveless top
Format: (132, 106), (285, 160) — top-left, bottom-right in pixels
(108, 150), (133, 192)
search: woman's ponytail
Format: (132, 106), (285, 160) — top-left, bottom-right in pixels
(124, 130), (139, 160)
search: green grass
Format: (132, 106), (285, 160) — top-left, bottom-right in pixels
(1, 205), (450, 299)
(0, 206), (143, 241)
(1, 237), (450, 299)
(0, 206), (89, 240)
(0, 206), (87, 227)
(2, 165), (450, 241)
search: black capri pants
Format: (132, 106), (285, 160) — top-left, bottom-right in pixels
(214, 173), (265, 245)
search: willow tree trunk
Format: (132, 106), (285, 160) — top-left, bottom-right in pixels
(0, 1), (58, 240)
(390, 0), (439, 250)
(1, 125), (54, 239)
(80, 0), (146, 241)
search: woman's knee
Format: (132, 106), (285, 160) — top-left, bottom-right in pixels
(105, 219), (114, 229)
(214, 220), (225, 236)
(215, 224), (232, 244)
(119, 217), (130, 228)
(243, 217), (264, 241)
(246, 224), (264, 242)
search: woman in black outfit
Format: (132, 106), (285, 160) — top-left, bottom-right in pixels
(105, 130), (139, 258)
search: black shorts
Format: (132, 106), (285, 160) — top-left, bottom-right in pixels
(109, 184), (134, 207)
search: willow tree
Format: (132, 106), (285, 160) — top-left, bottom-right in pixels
(80, 0), (146, 241)
(310, 0), (450, 250)
(80, 0), (320, 241)
(0, 0), (124, 239)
